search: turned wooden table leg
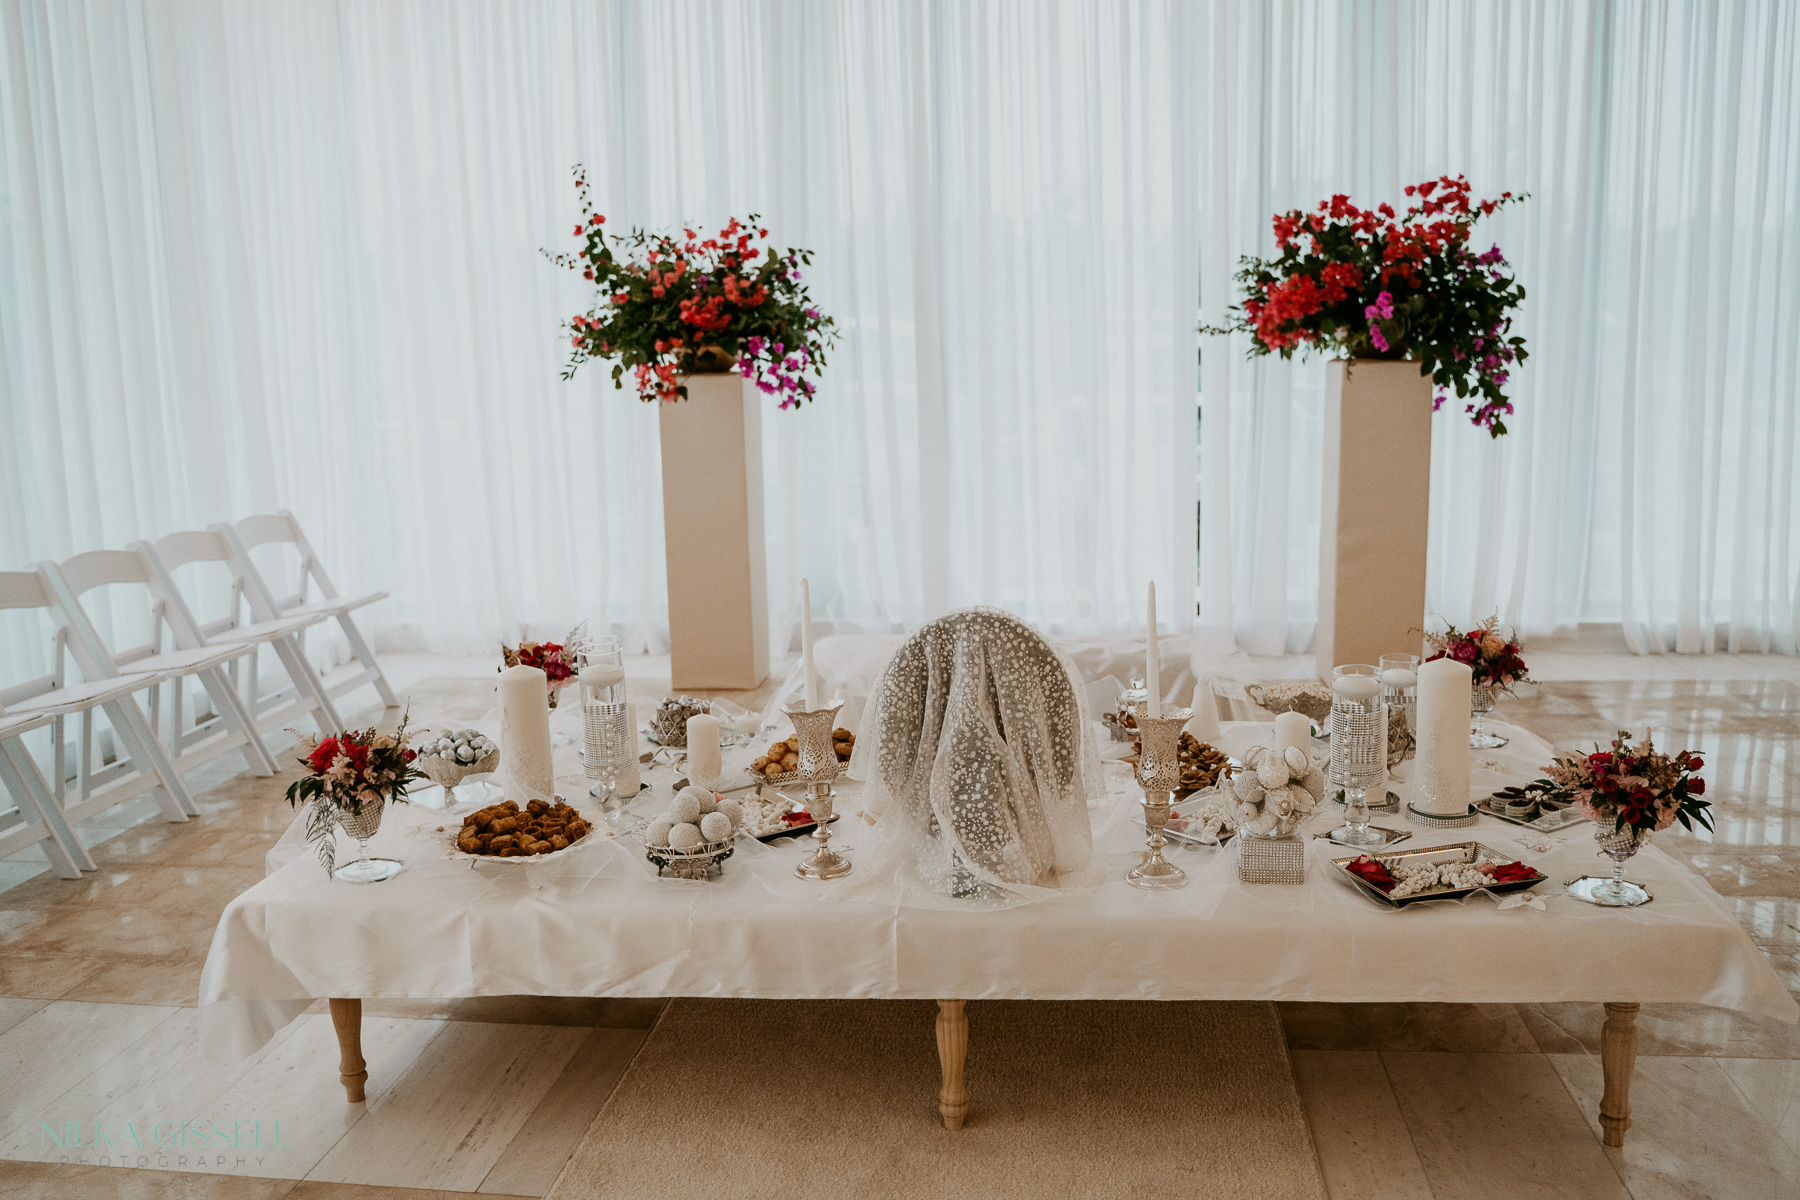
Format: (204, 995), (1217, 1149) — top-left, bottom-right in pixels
(936, 998), (968, 1130)
(1599, 1001), (1638, 1147)
(329, 998), (368, 1103)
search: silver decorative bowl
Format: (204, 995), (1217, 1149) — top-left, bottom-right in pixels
(638, 827), (735, 879)
(416, 747), (500, 800)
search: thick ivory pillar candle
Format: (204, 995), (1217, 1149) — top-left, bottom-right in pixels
(1274, 710), (1311, 756)
(686, 713), (723, 786)
(801, 578), (820, 711)
(1186, 681), (1224, 745)
(1145, 582), (1162, 719)
(616, 702), (642, 795)
(499, 664), (555, 803)
(1415, 657), (1473, 814)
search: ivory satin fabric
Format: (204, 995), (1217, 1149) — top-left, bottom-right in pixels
(199, 718), (1796, 1060)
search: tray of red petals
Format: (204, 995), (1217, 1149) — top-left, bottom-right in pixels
(755, 809), (839, 842)
(1333, 841), (1546, 908)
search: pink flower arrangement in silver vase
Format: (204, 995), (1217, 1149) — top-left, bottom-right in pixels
(1540, 731), (1711, 835)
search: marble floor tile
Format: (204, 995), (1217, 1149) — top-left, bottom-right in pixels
(1382, 1051), (1631, 1198)
(0, 1006), (300, 1165)
(0, 998), (46, 1038)
(1289, 1050), (1433, 1200)
(1279, 1002), (1540, 1053)
(1718, 1056), (1800, 1159)
(0, 954), (103, 1000)
(303, 1022), (587, 1192)
(0, 1002), (181, 1143)
(200, 1014), (446, 1181)
(1550, 1053), (1800, 1199)
(475, 1025), (648, 1196)
(0, 1160), (296, 1198)
(1520, 1001), (1800, 1059)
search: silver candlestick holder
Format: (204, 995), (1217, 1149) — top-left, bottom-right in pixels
(1129, 706), (1190, 889)
(787, 702), (852, 881)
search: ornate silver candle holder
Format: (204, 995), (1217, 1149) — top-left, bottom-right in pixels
(1128, 706), (1189, 889)
(787, 702), (852, 881)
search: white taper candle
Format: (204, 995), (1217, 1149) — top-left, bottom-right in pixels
(801, 578), (820, 712)
(1145, 581), (1162, 719)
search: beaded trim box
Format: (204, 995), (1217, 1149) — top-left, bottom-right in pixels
(1238, 832), (1306, 884)
(1404, 802), (1480, 829)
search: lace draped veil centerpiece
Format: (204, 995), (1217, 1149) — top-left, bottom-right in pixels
(845, 607), (1101, 907)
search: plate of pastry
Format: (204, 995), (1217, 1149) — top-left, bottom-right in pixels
(744, 728), (856, 786)
(449, 797), (596, 861)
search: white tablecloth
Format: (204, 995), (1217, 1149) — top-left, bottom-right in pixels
(199, 719), (1797, 1060)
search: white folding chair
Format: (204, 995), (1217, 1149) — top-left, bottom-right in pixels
(40, 549), (280, 781)
(0, 568), (196, 824)
(0, 707), (93, 878)
(222, 511), (399, 709)
(138, 530), (345, 738)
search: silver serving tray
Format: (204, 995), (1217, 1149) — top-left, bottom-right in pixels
(1330, 840), (1548, 908)
(1476, 796), (1586, 832)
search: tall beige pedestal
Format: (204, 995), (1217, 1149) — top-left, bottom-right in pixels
(1315, 359), (1433, 680)
(658, 373), (769, 690)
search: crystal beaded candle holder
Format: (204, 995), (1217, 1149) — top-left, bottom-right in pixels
(1328, 664), (1388, 848)
(1128, 706), (1189, 890)
(787, 702), (851, 881)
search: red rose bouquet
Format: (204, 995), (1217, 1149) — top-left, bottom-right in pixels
(1541, 732), (1710, 835)
(1201, 176), (1528, 436)
(285, 717), (423, 872)
(502, 634), (579, 708)
(545, 166), (837, 408)
(1424, 616), (1529, 691)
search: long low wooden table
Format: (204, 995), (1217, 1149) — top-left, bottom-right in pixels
(201, 769), (1795, 1147)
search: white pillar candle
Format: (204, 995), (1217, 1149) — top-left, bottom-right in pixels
(1274, 710), (1311, 756)
(686, 713), (722, 787)
(1145, 581), (1162, 719)
(1415, 657), (1472, 814)
(616, 701), (642, 795)
(1185, 681), (1223, 745)
(498, 664), (555, 804)
(801, 578), (820, 711)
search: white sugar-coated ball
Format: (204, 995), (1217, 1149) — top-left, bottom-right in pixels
(645, 818), (674, 847)
(1266, 785), (1295, 817)
(699, 811), (734, 842)
(715, 798), (743, 827)
(1231, 772), (1262, 802)
(1283, 746), (1310, 774)
(668, 822), (703, 851)
(457, 746), (476, 763)
(668, 793), (702, 825)
(1255, 757), (1290, 789)
(678, 785), (716, 816)
(1299, 768), (1326, 801)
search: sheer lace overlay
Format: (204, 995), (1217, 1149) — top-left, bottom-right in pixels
(841, 608), (1100, 908)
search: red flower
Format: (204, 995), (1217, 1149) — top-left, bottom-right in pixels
(1688, 778), (1706, 795)
(307, 737), (340, 773)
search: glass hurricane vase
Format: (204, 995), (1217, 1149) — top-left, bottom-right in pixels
(333, 797), (404, 884)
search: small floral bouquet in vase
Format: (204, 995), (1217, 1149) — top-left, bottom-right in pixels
(285, 718), (423, 881)
(501, 635), (579, 708)
(545, 166), (837, 408)
(1425, 616), (1529, 748)
(1541, 732), (1709, 906)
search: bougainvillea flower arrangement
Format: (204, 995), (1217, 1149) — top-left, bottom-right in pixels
(1540, 732), (1710, 835)
(1200, 175), (1528, 437)
(501, 634), (579, 709)
(285, 718), (424, 873)
(1424, 615), (1529, 691)
(544, 166), (837, 408)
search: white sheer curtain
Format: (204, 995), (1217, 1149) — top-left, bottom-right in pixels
(2, 1), (1794, 679)
(0, 0), (1197, 675)
(1196, 0), (1800, 655)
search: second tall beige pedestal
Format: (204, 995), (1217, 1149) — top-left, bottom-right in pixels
(1315, 359), (1433, 680)
(658, 373), (769, 691)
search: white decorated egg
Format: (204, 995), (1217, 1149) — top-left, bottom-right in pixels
(645, 818), (674, 847)
(1255, 757), (1290, 789)
(1283, 746), (1310, 774)
(667, 822), (703, 851)
(699, 811), (734, 842)
(668, 793), (702, 825)
(716, 798), (743, 827)
(1300, 768), (1326, 800)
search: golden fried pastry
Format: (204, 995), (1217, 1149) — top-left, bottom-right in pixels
(459, 799), (588, 857)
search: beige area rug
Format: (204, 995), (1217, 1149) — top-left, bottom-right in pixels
(548, 998), (1327, 1200)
